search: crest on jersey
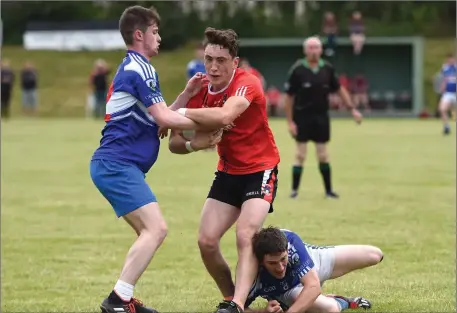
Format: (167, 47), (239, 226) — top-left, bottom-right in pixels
(145, 78), (157, 90)
(280, 281), (289, 291)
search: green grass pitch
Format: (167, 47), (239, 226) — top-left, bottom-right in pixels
(1, 118), (455, 312)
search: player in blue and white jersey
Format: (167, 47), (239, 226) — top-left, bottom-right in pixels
(239, 227), (383, 313)
(186, 43), (206, 80)
(89, 6), (206, 313)
(438, 54), (456, 135)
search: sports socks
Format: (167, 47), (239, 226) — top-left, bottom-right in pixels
(292, 165), (303, 191)
(110, 280), (134, 302)
(334, 297), (349, 311)
(319, 162), (332, 193)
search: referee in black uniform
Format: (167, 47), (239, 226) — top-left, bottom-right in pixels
(284, 36), (362, 199)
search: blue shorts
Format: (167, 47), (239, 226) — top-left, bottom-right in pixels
(90, 159), (157, 217)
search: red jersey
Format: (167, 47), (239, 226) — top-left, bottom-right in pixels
(187, 68), (280, 175)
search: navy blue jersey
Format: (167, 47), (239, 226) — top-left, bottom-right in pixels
(246, 229), (315, 308)
(91, 50), (164, 173)
(441, 63), (457, 93)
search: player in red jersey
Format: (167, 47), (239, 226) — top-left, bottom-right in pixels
(168, 27), (280, 313)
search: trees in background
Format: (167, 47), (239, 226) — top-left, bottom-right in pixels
(2, 1), (455, 48)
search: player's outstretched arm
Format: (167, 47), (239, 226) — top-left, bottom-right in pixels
(285, 269), (321, 313)
(178, 95), (249, 128)
(148, 102), (200, 130)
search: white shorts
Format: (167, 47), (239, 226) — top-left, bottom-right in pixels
(276, 245), (336, 307)
(440, 92), (457, 107)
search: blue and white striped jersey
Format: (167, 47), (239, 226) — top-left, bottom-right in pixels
(246, 229), (315, 307)
(91, 50), (165, 173)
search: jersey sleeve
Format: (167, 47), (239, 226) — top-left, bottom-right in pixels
(284, 66), (300, 96)
(329, 67), (341, 92)
(287, 232), (315, 279)
(133, 70), (165, 107)
(232, 76), (263, 104)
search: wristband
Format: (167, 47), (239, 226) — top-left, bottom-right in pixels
(185, 141), (194, 152)
(177, 108), (188, 116)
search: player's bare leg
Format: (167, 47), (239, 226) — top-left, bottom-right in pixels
(330, 245), (383, 279)
(198, 199), (240, 298)
(101, 202), (167, 313)
(315, 143), (338, 198)
(291, 142), (307, 198)
(306, 294), (372, 312)
(229, 199), (270, 311)
(439, 99), (451, 135)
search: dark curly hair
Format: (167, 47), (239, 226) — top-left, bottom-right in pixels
(252, 226), (288, 262)
(203, 27), (239, 58)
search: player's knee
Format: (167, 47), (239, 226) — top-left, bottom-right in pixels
(198, 233), (220, 253)
(152, 221), (168, 243)
(317, 152), (328, 163)
(235, 229), (255, 250)
(295, 152), (305, 164)
(141, 221), (167, 246)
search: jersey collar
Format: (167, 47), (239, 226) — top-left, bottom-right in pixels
(302, 58), (325, 73)
(126, 50), (149, 63)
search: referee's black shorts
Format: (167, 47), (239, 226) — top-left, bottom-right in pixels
(294, 113), (330, 143)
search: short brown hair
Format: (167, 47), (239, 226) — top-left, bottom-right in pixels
(203, 27), (239, 58)
(119, 5), (160, 45)
(252, 226), (288, 262)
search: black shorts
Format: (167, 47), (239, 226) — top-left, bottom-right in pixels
(294, 114), (330, 143)
(207, 166), (279, 213)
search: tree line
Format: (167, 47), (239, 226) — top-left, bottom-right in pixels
(2, 1), (456, 50)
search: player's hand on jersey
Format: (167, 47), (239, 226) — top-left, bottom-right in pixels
(191, 129), (223, 151)
(185, 72), (206, 97)
(351, 108), (363, 124)
(223, 122), (235, 131)
(265, 300), (283, 313)
(158, 126), (169, 139)
(288, 121), (297, 137)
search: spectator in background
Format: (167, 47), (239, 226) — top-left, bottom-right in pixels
(186, 43), (206, 80)
(266, 85), (281, 117)
(321, 11), (338, 57)
(351, 73), (370, 112)
(21, 61), (38, 116)
(239, 57), (266, 89)
(349, 11), (366, 55)
(90, 59), (110, 119)
(1, 59), (15, 119)
(330, 73), (350, 110)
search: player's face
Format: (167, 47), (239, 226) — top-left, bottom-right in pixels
(305, 42), (322, 62)
(262, 251), (288, 279)
(447, 56), (455, 64)
(204, 44), (239, 89)
(141, 24), (161, 57)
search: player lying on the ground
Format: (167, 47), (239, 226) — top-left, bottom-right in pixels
(244, 226), (383, 313)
